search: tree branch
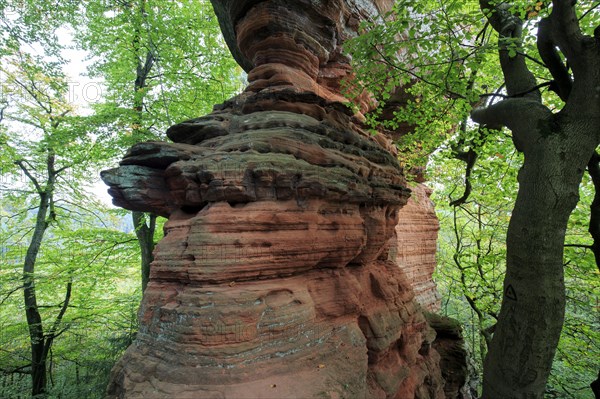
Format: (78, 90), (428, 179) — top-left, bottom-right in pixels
(479, 0), (540, 100)
(450, 147), (478, 207)
(0, 284), (25, 306)
(43, 280), (73, 361)
(537, 19), (572, 102)
(11, 77), (52, 115)
(15, 160), (42, 194)
(471, 98), (551, 152)
(549, 0), (585, 61)
(0, 364), (32, 375)
(135, 50), (156, 95)
(479, 81), (552, 100)
(372, 45), (467, 99)
(564, 243), (593, 249)
(580, 2), (600, 21)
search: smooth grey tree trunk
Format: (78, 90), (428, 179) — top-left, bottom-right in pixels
(480, 119), (596, 397)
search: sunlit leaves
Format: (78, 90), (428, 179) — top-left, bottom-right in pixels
(0, 202), (141, 398)
(432, 133), (599, 396)
(352, 0), (600, 391)
(0, 0), (79, 59)
(431, 143), (515, 389)
(345, 0), (503, 171)
(76, 0), (242, 146)
(0, 3), (146, 395)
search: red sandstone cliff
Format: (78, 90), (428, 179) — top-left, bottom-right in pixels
(101, 1), (461, 397)
(394, 184), (441, 312)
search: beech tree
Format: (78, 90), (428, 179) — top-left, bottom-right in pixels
(1, 2), (241, 395)
(0, 0), (239, 396)
(471, 1), (599, 396)
(0, 3), (140, 396)
(0, 48), (138, 396)
(347, 0), (600, 397)
(3, 55), (74, 397)
(431, 137), (599, 396)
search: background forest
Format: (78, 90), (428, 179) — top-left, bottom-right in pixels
(0, 0), (597, 398)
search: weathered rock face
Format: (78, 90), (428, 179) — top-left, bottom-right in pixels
(393, 184), (441, 312)
(102, 1), (449, 398)
(426, 313), (473, 399)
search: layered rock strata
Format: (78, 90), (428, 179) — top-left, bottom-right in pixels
(394, 184), (441, 312)
(102, 0), (448, 397)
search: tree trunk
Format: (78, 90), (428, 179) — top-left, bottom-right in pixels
(30, 358), (47, 398)
(482, 121), (595, 398)
(132, 211), (156, 292)
(128, 0), (158, 293)
(20, 155), (55, 397)
(23, 195), (49, 398)
(472, 0), (600, 392)
(586, 152), (600, 271)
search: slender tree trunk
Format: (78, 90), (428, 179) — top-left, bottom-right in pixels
(24, 194), (49, 397)
(128, 0), (158, 293)
(20, 154), (55, 397)
(132, 211), (156, 292)
(19, 150), (73, 397)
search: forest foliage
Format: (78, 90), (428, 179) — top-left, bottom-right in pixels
(346, 0), (600, 396)
(0, 0), (598, 398)
(0, 1), (240, 397)
(431, 140), (599, 398)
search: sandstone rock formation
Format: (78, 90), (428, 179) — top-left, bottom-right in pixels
(102, 0), (454, 397)
(426, 313), (474, 399)
(394, 184), (441, 312)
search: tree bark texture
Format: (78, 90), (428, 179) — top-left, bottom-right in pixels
(473, 0), (600, 396)
(482, 117), (595, 397)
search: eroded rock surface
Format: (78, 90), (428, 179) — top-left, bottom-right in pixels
(426, 313), (473, 399)
(393, 184), (441, 312)
(103, 0), (451, 397)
